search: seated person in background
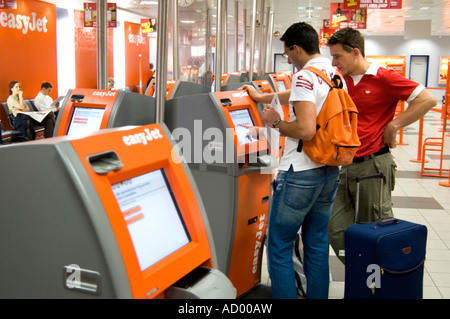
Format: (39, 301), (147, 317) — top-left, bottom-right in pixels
(0, 121), (3, 144)
(107, 77), (115, 90)
(34, 81), (57, 138)
(6, 81), (35, 141)
(146, 63), (155, 87)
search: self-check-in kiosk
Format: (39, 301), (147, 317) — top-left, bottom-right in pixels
(145, 78), (156, 96)
(220, 81), (286, 161)
(253, 79), (275, 95)
(270, 73), (291, 93)
(145, 80), (210, 100)
(54, 88), (156, 137)
(164, 90), (278, 297)
(0, 124), (236, 299)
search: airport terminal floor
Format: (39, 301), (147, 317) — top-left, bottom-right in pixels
(256, 107), (450, 299)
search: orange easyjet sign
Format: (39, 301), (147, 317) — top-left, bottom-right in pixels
(0, 10), (49, 34)
(0, 0), (57, 102)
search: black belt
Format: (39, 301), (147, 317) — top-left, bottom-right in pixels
(353, 146), (390, 163)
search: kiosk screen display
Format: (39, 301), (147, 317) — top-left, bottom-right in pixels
(229, 109), (256, 145)
(112, 169), (191, 271)
(67, 107), (106, 136)
(277, 80), (287, 92)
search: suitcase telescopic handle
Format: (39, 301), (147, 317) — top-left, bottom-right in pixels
(355, 172), (384, 223)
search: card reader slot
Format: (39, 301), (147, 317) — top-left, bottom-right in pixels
(220, 98), (232, 106)
(88, 151), (123, 175)
(248, 216), (258, 225)
(70, 94), (85, 102)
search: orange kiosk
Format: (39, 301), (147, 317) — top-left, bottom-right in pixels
(145, 79), (210, 99)
(0, 124), (236, 299)
(54, 88), (156, 137)
(144, 78), (156, 96)
(165, 90), (277, 297)
(270, 72), (291, 93)
(254, 79), (275, 95)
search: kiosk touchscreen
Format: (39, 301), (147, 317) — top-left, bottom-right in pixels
(252, 80), (287, 159)
(276, 72), (291, 92)
(0, 124), (235, 299)
(165, 90), (278, 297)
(54, 88), (156, 137)
(276, 80), (287, 92)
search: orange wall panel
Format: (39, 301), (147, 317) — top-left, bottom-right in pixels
(124, 22), (150, 93)
(74, 10), (114, 89)
(0, 0), (57, 101)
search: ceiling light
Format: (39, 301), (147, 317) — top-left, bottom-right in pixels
(419, 7), (430, 10)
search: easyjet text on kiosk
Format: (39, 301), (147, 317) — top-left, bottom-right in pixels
(92, 90), (118, 97)
(0, 11), (48, 34)
(123, 128), (164, 146)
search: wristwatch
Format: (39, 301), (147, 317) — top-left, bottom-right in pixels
(272, 119), (282, 128)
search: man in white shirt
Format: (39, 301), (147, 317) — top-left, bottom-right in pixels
(34, 82), (57, 138)
(241, 22), (340, 299)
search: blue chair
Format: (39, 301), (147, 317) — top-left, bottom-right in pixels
(2, 101), (34, 142)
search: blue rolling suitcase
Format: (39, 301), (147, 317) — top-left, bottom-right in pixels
(344, 173), (427, 299)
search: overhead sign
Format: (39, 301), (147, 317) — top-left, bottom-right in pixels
(141, 18), (157, 34)
(342, 0), (402, 9)
(319, 20), (336, 49)
(330, 2), (367, 29)
(84, 2), (117, 28)
(0, 0), (16, 9)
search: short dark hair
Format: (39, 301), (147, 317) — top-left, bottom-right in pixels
(327, 27), (365, 57)
(8, 80), (19, 96)
(280, 22), (320, 55)
(41, 82), (53, 89)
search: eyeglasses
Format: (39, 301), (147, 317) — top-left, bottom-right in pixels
(282, 46), (294, 59)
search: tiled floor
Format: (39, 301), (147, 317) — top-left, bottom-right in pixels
(260, 106), (450, 299)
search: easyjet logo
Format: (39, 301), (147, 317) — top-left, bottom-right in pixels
(123, 128), (164, 146)
(0, 11), (48, 34)
(92, 91), (118, 97)
(231, 91), (248, 98)
(128, 33), (147, 46)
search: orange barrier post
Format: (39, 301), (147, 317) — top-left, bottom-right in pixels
(410, 116), (428, 163)
(138, 54), (143, 94)
(439, 97), (450, 186)
(439, 68), (450, 186)
(395, 101), (408, 146)
(421, 93), (449, 177)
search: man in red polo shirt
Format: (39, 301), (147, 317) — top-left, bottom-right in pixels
(327, 27), (437, 264)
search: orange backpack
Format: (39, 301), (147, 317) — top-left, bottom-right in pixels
(298, 67), (360, 166)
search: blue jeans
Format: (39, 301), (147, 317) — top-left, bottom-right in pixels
(267, 165), (340, 299)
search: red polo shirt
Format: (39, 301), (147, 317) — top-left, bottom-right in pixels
(345, 64), (422, 157)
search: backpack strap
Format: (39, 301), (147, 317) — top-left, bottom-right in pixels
(304, 66), (343, 89)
